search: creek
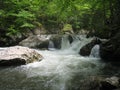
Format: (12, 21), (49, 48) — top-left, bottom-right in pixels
(0, 35), (120, 90)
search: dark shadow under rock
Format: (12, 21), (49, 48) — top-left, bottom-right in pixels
(0, 46), (43, 66)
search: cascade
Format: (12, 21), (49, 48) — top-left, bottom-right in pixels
(90, 44), (100, 58)
(1, 35), (119, 90)
(48, 40), (55, 50)
(61, 35), (71, 50)
(60, 35), (93, 54)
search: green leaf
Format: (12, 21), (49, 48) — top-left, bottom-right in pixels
(20, 23), (35, 28)
(16, 10), (35, 19)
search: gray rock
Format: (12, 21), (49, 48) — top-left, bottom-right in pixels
(100, 76), (120, 90)
(19, 34), (73, 49)
(19, 35), (50, 49)
(79, 37), (101, 56)
(74, 76), (120, 90)
(50, 34), (63, 49)
(0, 46), (43, 66)
(100, 32), (120, 61)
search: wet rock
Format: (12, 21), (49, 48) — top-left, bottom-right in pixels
(19, 35), (50, 49)
(100, 81), (117, 90)
(0, 46), (43, 66)
(100, 76), (120, 90)
(100, 32), (120, 61)
(79, 37), (101, 56)
(72, 76), (120, 90)
(19, 34), (62, 49)
(50, 34), (73, 49)
(19, 34), (73, 49)
(50, 35), (62, 49)
(68, 35), (74, 44)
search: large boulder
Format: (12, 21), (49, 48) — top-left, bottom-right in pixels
(79, 37), (101, 56)
(100, 32), (120, 61)
(0, 46), (43, 66)
(19, 34), (73, 49)
(19, 35), (50, 49)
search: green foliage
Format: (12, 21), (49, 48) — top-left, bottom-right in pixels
(14, 10), (35, 19)
(20, 23), (35, 28)
(0, 0), (119, 37)
(7, 25), (18, 36)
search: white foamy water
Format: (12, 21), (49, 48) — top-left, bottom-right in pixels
(90, 44), (100, 58)
(19, 49), (102, 90)
(2, 35), (119, 90)
(48, 40), (55, 50)
(15, 35), (103, 90)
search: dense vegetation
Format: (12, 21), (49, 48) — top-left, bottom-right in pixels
(0, 0), (120, 43)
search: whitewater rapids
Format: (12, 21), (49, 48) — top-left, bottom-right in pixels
(0, 35), (120, 90)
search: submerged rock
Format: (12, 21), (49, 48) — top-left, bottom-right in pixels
(77, 76), (120, 90)
(0, 46), (43, 66)
(79, 37), (101, 56)
(100, 76), (120, 90)
(68, 76), (120, 90)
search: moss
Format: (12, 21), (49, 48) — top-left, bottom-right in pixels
(62, 24), (73, 32)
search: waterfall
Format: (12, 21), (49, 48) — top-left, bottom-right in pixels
(61, 35), (71, 50)
(90, 44), (100, 58)
(60, 35), (93, 54)
(48, 40), (55, 50)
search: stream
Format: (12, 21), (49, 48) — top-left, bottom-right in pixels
(0, 35), (120, 90)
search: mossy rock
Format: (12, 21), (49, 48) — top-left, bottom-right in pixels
(61, 24), (74, 34)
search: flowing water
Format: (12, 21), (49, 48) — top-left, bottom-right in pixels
(90, 44), (100, 58)
(48, 40), (55, 50)
(0, 35), (120, 90)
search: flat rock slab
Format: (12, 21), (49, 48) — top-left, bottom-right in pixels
(0, 46), (43, 66)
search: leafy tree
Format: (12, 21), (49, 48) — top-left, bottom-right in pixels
(0, 0), (120, 38)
